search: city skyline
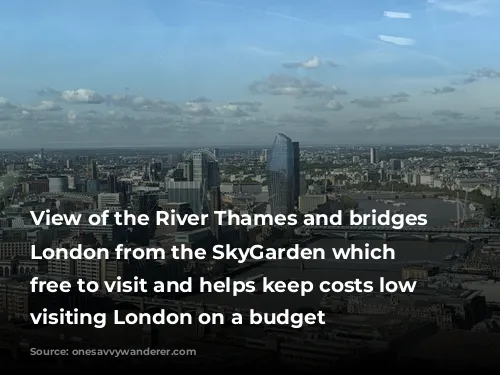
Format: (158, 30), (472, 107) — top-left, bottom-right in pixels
(1, 0), (500, 146)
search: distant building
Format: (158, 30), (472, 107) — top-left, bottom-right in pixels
(192, 150), (220, 191)
(167, 181), (204, 215)
(30, 177), (49, 194)
(267, 133), (294, 216)
(209, 187), (222, 240)
(220, 182), (262, 195)
(260, 149), (268, 163)
(88, 160), (98, 180)
(402, 264), (440, 281)
(48, 176), (69, 193)
(85, 179), (100, 196)
(369, 148), (379, 164)
(98, 193), (125, 210)
(292, 141), (300, 207)
(391, 159), (402, 171)
(298, 194), (328, 213)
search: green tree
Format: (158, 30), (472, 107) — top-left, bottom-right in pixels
(339, 195), (359, 210)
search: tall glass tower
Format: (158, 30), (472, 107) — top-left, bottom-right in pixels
(267, 133), (294, 215)
(292, 141), (300, 207)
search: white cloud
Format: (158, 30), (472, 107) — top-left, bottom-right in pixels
(378, 35), (416, 46)
(301, 56), (321, 69)
(25, 100), (62, 111)
(183, 102), (213, 115)
(282, 56), (338, 69)
(0, 97), (15, 108)
(215, 104), (249, 117)
(61, 89), (104, 104)
(67, 110), (77, 123)
(325, 100), (344, 111)
(384, 11), (412, 19)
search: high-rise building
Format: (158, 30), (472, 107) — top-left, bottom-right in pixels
(147, 161), (162, 182)
(209, 187), (222, 240)
(168, 153), (181, 167)
(167, 181), (204, 215)
(183, 161), (194, 181)
(192, 151), (220, 191)
(88, 160), (98, 179)
(391, 159), (402, 171)
(260, 149), (268, 162)
(267, 133), (294, 216)
(85, 179), (100, 196)
(132, 191), (159, 239)
(107, 174), (118, 193)
(370, 148), (379, 164)
(292, 141), (300, 207)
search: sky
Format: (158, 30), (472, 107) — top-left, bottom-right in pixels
(1, 0), (500, 147)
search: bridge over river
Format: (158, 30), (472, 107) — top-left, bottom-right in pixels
(346, 192), (440, 200)
(301, 225), (500, 242)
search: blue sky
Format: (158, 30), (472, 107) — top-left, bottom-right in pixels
(0, 0), (499, 146)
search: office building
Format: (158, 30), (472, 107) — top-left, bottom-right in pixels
(370, 148), (379, 164)
(107, 174), (118, 193)
(391, 159), (402, 171)
(48, 176), (69, 193)
(292, 141), (300, 207)
(88, 160), (98, 179)
(209, 187), (222, 240)
(167, 181), (204, 215)
(267, 133), (294, 216)
(85, 179), (100, 196)
(260, 149), (268, 163)
(191, 151), (220, 191)
(30, 178), (49, 194)
(183, 161), (194, 181)
(98, 193), (125, 210)
(148, 161), (162, 182)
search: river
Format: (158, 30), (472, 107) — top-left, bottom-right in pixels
(185, 198), (471, 312)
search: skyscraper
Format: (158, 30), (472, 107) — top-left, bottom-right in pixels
(292, 141), (300, 207)
(209, 187), (222, 240)
(370, 148), (379, 164)
(167, 181), (204, 215)
(260, 149), (268, 162)
(192, 151), (220, 191)
(267, 133), (294, 215)
(88, 160), (98, 179)
(107, 174), (118, 193)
